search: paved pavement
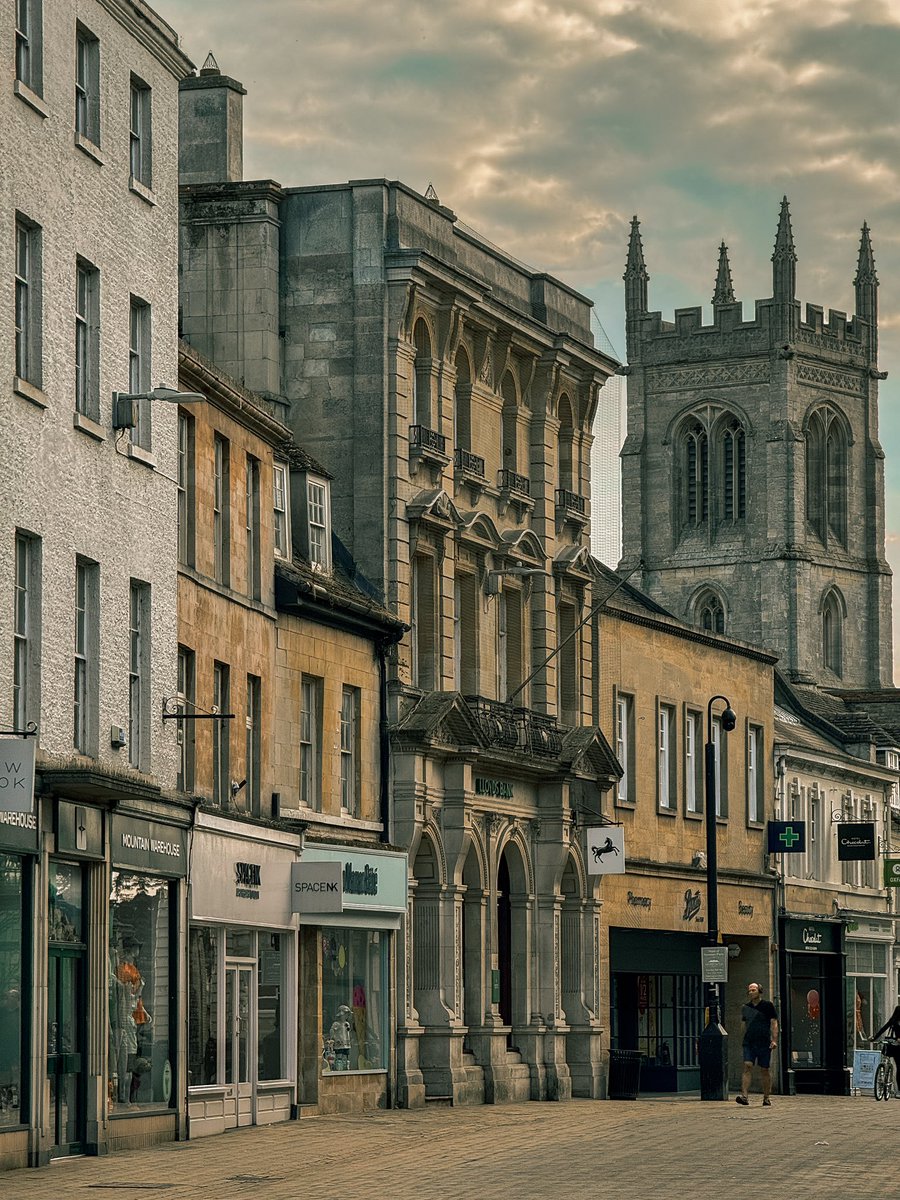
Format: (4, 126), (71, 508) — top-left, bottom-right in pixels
(6, 1094), (898, 1200)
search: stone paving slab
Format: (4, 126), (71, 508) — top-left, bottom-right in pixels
(5, 1095), (898, 1200)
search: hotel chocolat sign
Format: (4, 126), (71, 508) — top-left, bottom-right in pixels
(111, 817), (187, 877)
(836, 822), (876, 861)
(784, 920), (841, 954)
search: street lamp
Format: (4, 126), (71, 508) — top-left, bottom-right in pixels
(699, 693), (737, 1101)
(112, 385), (205, 429)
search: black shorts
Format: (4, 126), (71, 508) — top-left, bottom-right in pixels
(743, 1043), (772, 1068)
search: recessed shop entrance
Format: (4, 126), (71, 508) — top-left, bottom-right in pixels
(47, 862), (87, 1157)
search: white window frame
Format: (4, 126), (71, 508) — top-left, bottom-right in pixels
(129, 75), (152, 187)
(129, 296), (151, 448)
(273, 463), (290, 558)
(712, 717), (727, 818)
(300, 676), (321, 810)
(747, 724), (764, 825)
(616, 693), (634, 805)
(685, 710), (702, 815)
(128, 581), (150, 771)
(307, 477), (330, 571)
(340, 685), (359, 817)
(658, 703), (675, 811)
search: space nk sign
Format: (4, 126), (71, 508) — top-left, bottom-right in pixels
(290, 862), (343, 913)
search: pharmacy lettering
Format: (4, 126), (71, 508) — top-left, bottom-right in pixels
(343, 863), (378, 897)
(235, 862), (261, 900)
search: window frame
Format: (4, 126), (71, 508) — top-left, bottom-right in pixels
(615, 691), (635, 807)
(213, 434), (231, 586)
(15, 215), (42, 388)
(177, 411), (195, 566)
(176, 645), (195, 793)
(299, 675), (321, 811)
(340, 685), (360, 817)
(75, 258), (100, 418)
(245, 454), (261, 600)
(128, 297), (151, 448)
(74, 557), (99, 755)
(411, 553), (438, 691)
(684, 708), (703, 818)
(273, 462), (290, 558)
(306, 476), (330, 572)
(712, 716), (728, 819)
(74, 24), (100, 147)
(245, 673), (261, 815)
(15, 0), (43, 95)
(128, 580), (150, 771)
(129, 75), (152, 188)
(657, 701), (677, 814)
(746, 722), (764, 827)
(212, 661), (231, 807)
(13, 531), (41, 732)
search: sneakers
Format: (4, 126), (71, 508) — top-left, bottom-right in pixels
(763, 1098), (772, 1106)
(735, 1095), (749, 1105)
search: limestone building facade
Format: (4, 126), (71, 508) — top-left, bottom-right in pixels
(0, 0), (192, 1167)
(620, 201), (892, 690)
(178, 61), (624, 1105)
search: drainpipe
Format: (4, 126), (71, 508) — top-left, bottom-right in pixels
(377, 637), (391, 844)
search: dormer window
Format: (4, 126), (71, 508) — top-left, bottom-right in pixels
(307, 477), (331, 571)
(273, 462), (290, 558)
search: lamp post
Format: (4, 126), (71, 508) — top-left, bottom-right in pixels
(699, 693), (736, 1101)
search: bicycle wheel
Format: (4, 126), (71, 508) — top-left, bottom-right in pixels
(874, 1062), (889, 1101)
(889, 1061), (897, 1100)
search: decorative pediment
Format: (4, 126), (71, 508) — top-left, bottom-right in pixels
(499, 528), (547, 565)
(560, 726), (623, 787)
(457, 509), (502, 549)
(391, 691), (484, 750)
(406, 488), (463, 529)
(554, 544), (592, 576)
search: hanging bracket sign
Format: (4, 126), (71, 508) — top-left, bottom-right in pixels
(586, 826), (625, 875)
(0, 737), (36, 813)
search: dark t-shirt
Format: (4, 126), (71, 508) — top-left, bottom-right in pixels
(742, 999), (777, 1047)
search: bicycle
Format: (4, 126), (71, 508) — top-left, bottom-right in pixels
(873, 1041), (898, 1101)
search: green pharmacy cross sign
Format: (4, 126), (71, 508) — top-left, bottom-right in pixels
(767, 820), (807, 854)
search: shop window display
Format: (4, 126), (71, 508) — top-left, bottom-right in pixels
(108, 873), (172, 1111)
(188, 926), (218, 1085)
(0, 856), (23, 1125)
(258, 934), (283, 1080)
(321, 929), (386, 1072)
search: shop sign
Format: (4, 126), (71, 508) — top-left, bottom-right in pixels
(235, 861), (261, 900)
(784, 919), (841, 954)
(189, 827), (300, 928)
(682, 888), (703, 923)
(586, 826), (625, 875)
(837, 823), (876, 861)
(883, 858), (900, 887)
(475, 777), (514, 800)
(290, 862), (343, 913)
(0, 738), (35, 814)
(767, 820), (806, 854)
(111, 816), (187, 877)
(298, 845), (408, 915)
(738, 902), (754, 917)
(701, 946), (728, 984)
(627, 892), (651, 909)
(0, 806), (39, 853)
(852, 1050), (880, 1093)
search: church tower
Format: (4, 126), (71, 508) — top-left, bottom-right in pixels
(620, 200), (892, 688)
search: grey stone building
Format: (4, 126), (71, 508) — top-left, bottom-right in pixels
(179, 61), (623, 1105)
(620, 200), (893, 691)
(1, 0), (192, 1167)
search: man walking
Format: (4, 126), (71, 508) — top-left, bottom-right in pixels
(736, 981), (778, 1106)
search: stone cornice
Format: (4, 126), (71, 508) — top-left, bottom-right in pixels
(98, 0), (194, 79)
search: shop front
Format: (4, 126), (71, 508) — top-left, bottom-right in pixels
(779, 916), (848, 1094)
(846, 918), (894, 1053)
(293, 843), (407, 1115)
(605, 873), (774, 1093)
(0, 806), (39, 1170)
(106, 813), (189, 1152)
(187, 812), (301, 1138)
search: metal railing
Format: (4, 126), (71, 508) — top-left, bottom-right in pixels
(498, 468), (530, 496)
(555, 488), (586, 515)
(454, 447), (485, 477)
(409, 424), (446, 454)
(463, 695), (563, 758)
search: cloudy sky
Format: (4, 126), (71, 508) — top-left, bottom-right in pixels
(156, 0), (900, 663)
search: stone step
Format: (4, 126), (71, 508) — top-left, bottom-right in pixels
(424, 1095), (453, 1106)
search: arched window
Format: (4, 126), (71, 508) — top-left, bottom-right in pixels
(806, 407), (848, 546)
(683, 420), (709, 527)
(500, 371), (518, 473)
(413, 319), (432, 428)
(558, 395), (575, 493)
(454, 346), (472, 451)
(822, 589), (843, 677)
(721, 419), (746, 521)
(695, 590), (725, 634)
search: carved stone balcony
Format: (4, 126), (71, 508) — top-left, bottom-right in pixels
(497, 468), (533, 520)
(409, 423), (449, 483)
(555, 487), (589, 532)
(463, 695), (563, 759)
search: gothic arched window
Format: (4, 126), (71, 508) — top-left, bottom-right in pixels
(806, 407), (848, 546)
(695, 590), (725, 634)
(721, 419), (746, 521)
(683, 420), (709, 527)
(412, 319), (433, 428)
(822, 589), (844, 677)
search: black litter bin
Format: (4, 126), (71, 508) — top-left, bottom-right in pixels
(608, 1049), (643, 1099)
